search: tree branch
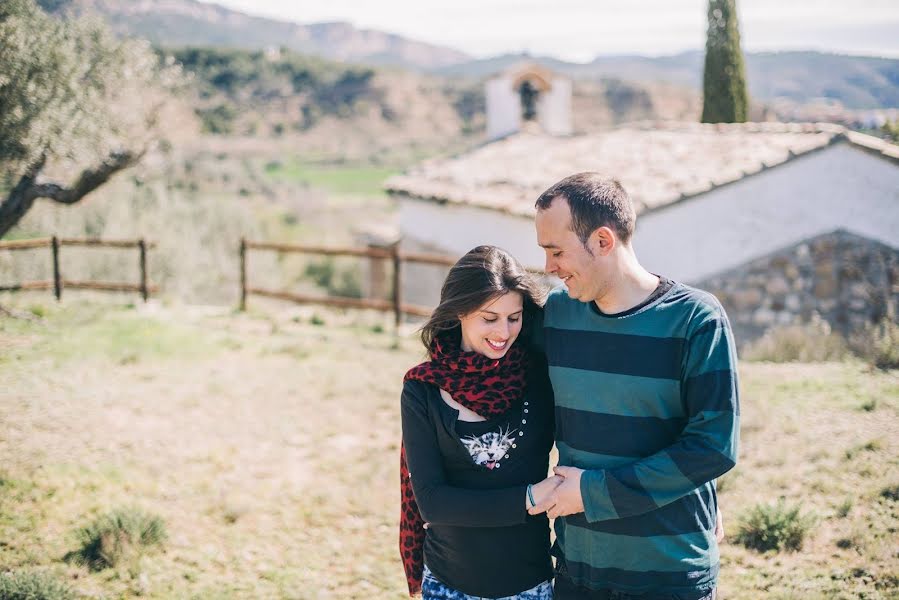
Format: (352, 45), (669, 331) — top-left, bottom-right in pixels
(0, 149), (143, 238)
(26, 150), (143, 205)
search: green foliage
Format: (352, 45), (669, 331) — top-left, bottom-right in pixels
(197, 103), (237, 134)
(67, 507), (166, 571)
(165, 46), (380, 134)
(304, 258), (362, 299)
(835, 497), (853, 518)
(262, 160), (396, 196)
(882, 119), (899, 142)
(849, 319), (899, 370)
(0, 571), (76, 600)
(735, 499), (816, 552)
(881, 484), (899, 501)
(701, 0), (749, 123)
(0, 0), (182, 170)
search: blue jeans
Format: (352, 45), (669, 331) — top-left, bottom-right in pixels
(553, 574), (714, 600)
(422, 565), (554, 600)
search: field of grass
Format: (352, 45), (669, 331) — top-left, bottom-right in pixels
(1, 299), (897, 599)
(262, 161), (398, 198)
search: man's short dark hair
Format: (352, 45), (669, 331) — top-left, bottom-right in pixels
(535, 172), (636, 245)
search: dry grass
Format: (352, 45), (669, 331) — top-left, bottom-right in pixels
(1, 300), (897, 599)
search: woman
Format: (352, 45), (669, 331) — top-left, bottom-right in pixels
(399, 245), (559, 599)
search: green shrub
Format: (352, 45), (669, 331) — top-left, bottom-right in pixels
(66, 507), (166, 571)
(850, 319), (899, 370)
(734, 499), (816, 552)
(881, 484), (899, 501)
(835, 497), (853, 518)
(859, 398), (878, 412)
(743, 319), (848, 363)
(196, 103), (236, 134)
(0, 571), (75, 600)
(303, 259), (362, 299)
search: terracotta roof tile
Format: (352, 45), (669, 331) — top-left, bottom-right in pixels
(385, 122), (897, 217)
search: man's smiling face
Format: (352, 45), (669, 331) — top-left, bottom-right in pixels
(535, 196), (611, 303)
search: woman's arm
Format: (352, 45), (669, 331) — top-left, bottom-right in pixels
(401, 382), (557, 527)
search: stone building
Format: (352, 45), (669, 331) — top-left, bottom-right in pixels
(385, 121), (899, 345)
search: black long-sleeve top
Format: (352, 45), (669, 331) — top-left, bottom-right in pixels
(400, 357), (555, 598)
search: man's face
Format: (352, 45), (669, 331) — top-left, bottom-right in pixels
(535, 197), (610, 303)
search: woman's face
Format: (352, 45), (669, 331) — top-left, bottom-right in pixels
(459, 291), (524, 359)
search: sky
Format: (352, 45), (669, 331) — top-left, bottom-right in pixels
(197, 0), (899, 62)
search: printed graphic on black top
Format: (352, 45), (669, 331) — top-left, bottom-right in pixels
(460, 425), (517, 469)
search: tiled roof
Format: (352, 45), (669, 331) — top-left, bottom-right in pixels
(385, 121), (898, 217)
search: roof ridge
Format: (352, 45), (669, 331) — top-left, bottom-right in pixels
(618, 120), (849, 135)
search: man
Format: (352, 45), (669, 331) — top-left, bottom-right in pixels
(528, 173), (739, 600)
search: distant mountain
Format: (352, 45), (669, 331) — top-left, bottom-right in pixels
(37, 0), (472, 70)
(437, 51), (899, 109)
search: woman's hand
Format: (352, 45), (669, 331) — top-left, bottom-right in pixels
(715, 508), (725, 542)
(526, 475), (564, 509)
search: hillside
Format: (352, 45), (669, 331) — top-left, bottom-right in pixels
(163, 46), (701, 163)
(38, 0), (899, 109)
(37, 0), (471, 70)
(437, 51), (899, 109)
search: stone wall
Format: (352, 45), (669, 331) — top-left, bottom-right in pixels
(697, 230), (899, 347)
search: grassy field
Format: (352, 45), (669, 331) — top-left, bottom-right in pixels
(262, 161), (398, 198)
(0, 299), (897, 599)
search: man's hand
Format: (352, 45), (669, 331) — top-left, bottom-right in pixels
(528, 466), (585, 518)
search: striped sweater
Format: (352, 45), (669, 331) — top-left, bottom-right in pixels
(541, 281), (739, 595)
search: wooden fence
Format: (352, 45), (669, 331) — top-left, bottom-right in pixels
(239, 239), (463, 326)
(0, 236), (157, 301)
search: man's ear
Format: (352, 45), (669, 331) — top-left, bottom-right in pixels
(590, 226), (616, 256)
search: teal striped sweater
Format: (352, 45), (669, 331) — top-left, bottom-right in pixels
(542, 281), (739, 595)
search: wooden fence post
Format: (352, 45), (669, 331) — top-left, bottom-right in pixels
(391, 241), (402, 334)
(138, 239), (148, 302)
(239, 237), (247, 311)
(51, 236), (61, 301)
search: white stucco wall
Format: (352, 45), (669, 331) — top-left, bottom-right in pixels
(399, 199), (544, 269)
(398, 143), (899, 300)
(539, 77), (573, 137)
(633, 143), (899, 282)
(486, 77), (520, 141)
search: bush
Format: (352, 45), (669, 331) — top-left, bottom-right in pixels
(734, 499), (816, 552)
(303, 259), (362, 299)
(835, 497), (853, 518)
(66, 507), (166, 571)
(743, 318), (848, 362)
(881, 484), (899, 501)
(196, 104), (236, 135)
(0, 571), (75, 600)
(849, 319), (899, 370)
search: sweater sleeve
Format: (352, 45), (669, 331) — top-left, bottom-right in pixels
(401, 381), (529, 527)
(579, 301), (740, 522)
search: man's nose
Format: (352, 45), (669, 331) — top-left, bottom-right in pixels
(545, 255), (556, 274)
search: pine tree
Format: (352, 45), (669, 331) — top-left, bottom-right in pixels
(701, 0), (749, 123)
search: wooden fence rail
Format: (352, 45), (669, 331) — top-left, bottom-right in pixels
(0, 236), (157, 302)
(239, 238), (470, 327)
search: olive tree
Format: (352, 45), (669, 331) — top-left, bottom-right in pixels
(0, 0), (182, 238)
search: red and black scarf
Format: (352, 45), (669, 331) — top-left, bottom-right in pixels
(399, 330), (529, 596)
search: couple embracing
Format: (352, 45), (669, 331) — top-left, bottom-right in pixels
(399, 173), (740, 600)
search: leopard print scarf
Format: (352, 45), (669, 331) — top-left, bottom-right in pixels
(399, 330), (528, 596)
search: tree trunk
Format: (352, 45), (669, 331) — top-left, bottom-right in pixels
(0, 150), (141, 239)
